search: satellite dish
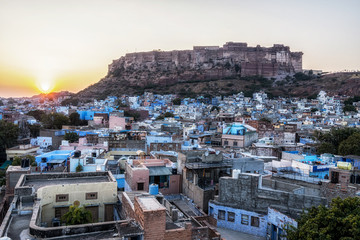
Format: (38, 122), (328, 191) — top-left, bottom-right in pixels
(73, 200), (80, 206)
(216, 151), (220, 155)
(204, 151), (209, 157)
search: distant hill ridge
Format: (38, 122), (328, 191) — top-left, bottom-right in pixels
(76, 42), (359, 99)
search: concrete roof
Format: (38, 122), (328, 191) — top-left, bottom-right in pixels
(18, 172), (115, 192)
(137, 197), (165, 211)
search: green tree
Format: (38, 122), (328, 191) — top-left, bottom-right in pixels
(69, 112), (81, 126)
(12, 155), (36, 166)
(124, 110), (141, 122)
(164, 112), (174, 118)
(75, 161), (83, 172)
(0, 120), (19, 151)
(313, 128), (360, 154)
(344, 96), (360, 105)
(61, 204), (92, 225)
(294, 72), (312, 81)
(64, 132), (79, 143)
(0, 120), (19, 161)
(172, 98), (182, 105)
(343, 104), (357, 113)
(316, 142), (337, 155)
(287, 197), (360, 240)
(260, 117), (271, 123)
(27, 110), (46, 121)
(156, 115), (165, 120)
(69, 112), (87, 126)
(28, 123), (41, 138)
(338, 132), (360, 156)
(42, 113), (70, 129)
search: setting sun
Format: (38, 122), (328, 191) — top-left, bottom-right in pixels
(40, 81), (51, 93)
(36, 71), (54, 94)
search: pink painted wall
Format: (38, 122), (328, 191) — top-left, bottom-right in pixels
(59, 137), (108, 151)
(160, 174), (181, 195)
(93, 116), (104, 125)
(125, 163), (150, 191)
(109, 116), (127, 130)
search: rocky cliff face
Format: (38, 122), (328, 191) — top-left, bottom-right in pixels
(77, 42), (303, 98)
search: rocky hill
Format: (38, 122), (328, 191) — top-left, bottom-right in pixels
(75, 42), (359, 99)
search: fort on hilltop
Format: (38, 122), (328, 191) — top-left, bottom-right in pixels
(76, 42), (306, 99)
(109, 42), (302, 80)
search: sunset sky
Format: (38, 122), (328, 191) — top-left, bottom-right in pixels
(0, 0), (359, 97)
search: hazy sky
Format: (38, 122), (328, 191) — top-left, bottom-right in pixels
(0, 0), (359, 97)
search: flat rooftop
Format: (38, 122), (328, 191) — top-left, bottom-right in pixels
(137, 197), (165, 211)
(7, 145), (39, 151)
(7, 214), (32, 240)
(24, 176), (109, 191)
(18, 172), (114, 191)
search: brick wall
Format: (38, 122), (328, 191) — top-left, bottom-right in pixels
(134, 197), (166, 240)
(121, 193), (135, 219)
(164, 223), (191, 240)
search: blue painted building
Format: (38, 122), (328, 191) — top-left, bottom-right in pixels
(77, 110), (95, 121)
(209, 202), (268, 238)
(267, 207), (297, 240)
(35, 150), (74, 170)
(146, 135), (172, 152)
(77, 108), (118, 121)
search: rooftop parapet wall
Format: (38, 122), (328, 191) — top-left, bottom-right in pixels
(216, 174), (327, 217)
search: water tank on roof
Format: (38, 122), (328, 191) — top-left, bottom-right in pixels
(232, 169), (241, 179)
(337, 161), (352, 170)
(149, 184), (159, 195)
(74, 150), (81, 158)
(21, 158), (30, 168)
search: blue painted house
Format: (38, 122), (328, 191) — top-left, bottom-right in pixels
(35, 150), (74, 170)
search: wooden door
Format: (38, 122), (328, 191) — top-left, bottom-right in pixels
(85, 206), (99, 223)
(104, 204), (114, 221)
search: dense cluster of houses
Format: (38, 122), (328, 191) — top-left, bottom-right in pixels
(0, 90), (359, 239)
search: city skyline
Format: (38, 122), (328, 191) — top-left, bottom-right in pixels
(0, 0), (359, 97)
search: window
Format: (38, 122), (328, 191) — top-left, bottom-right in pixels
(56, 194), (69, 202)
(224, 141), (229, 146)
(150, 175), (169, 189)
(86, 192), (98, 200)
(241, 214), (249, 225)
(137, 182), (144, 191)
(228, 212), (235, 222)
(218, 210), (225, 220)
(233, 141), (238, 146)
(331, 171), (339, 183)
(209, 207), (214, 217)
(55, 207), (69, 219)
(251, 216), (260, 227)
